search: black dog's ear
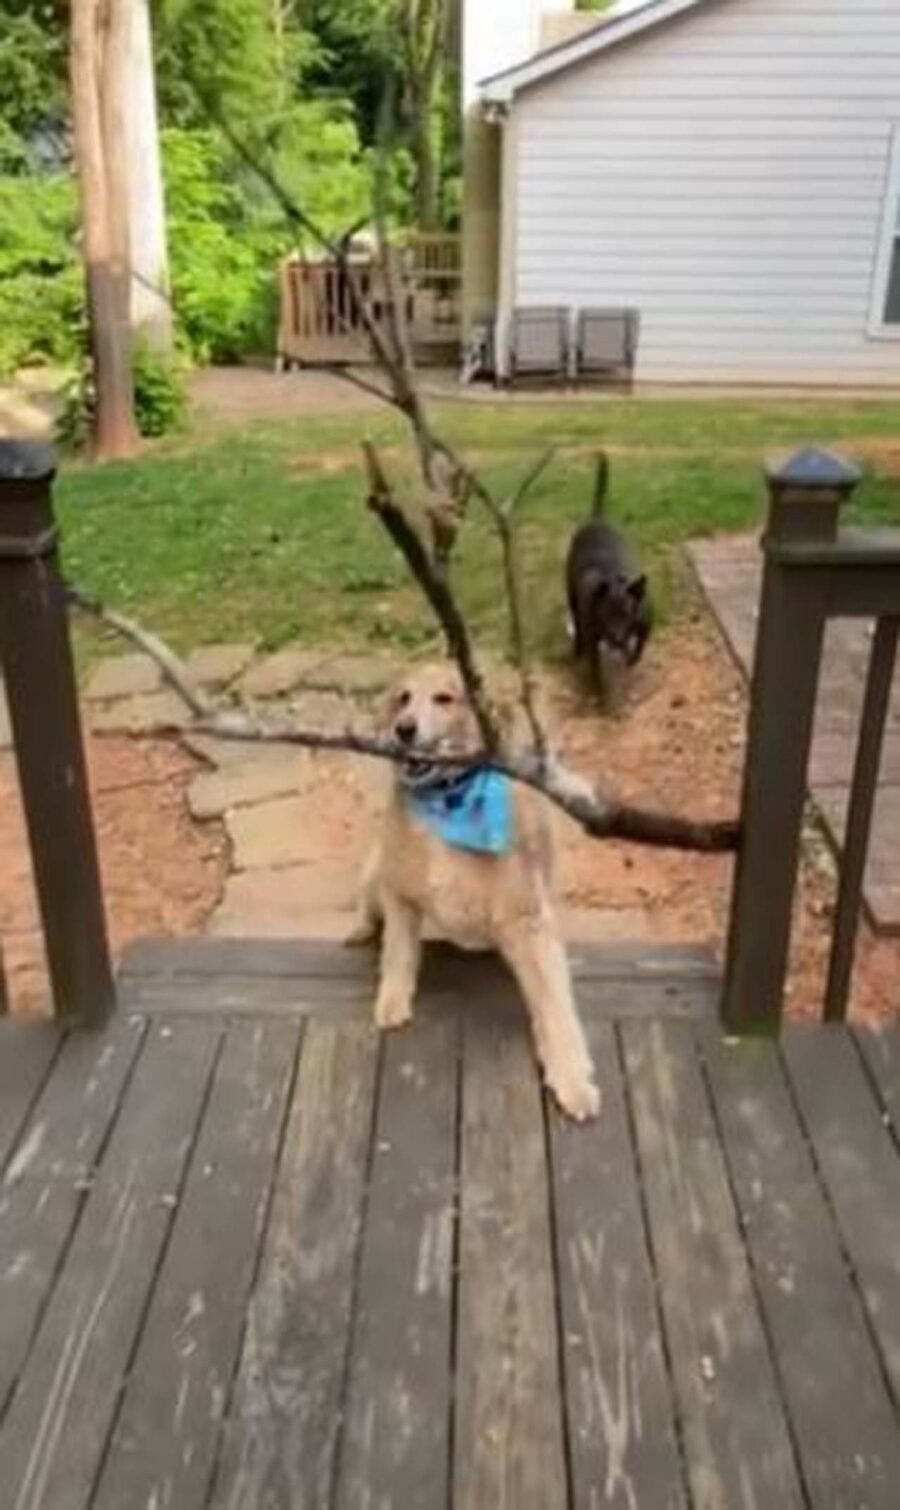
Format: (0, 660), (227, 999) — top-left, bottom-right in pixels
(628, 575), (647, 602)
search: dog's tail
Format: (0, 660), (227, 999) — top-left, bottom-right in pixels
(591, 450), (610, 517)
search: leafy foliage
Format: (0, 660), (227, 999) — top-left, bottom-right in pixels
(0, 0), (452, 386)
(57, 339), (188, 446)
(0, 170), (82, 374)
(162, 118), (375, 361)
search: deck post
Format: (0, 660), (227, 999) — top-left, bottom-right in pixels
(0, 441), (115, 1025)
(720, 449), (861, 1034)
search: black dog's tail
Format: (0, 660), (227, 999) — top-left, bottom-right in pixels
(591, 450), (610, 517)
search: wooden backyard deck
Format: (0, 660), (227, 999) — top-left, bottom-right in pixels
(1, 940), (900, 1509)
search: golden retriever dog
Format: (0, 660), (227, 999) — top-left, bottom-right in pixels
(353, 664), (600, 1121)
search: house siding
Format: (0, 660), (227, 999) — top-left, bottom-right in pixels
(507, 0), (900, 384)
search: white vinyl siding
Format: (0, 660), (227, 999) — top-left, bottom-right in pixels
(505, 0), (900, 384)
(868, 125), (900, 336)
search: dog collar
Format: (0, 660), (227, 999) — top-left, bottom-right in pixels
(404, 767), (513, 856)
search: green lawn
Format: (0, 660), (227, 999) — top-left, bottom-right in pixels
(57, 395), (900, 661)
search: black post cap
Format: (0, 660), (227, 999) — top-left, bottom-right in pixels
(0, 441), (57, 483)
(766, 447), (861, 492)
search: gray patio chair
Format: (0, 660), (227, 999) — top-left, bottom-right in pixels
(508, 306), (571, 383)
(575, 308), (640, 379)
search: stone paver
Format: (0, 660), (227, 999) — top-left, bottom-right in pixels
(307, 655), (397, 695)
(288, 689), (366, 732)
(182, 732), (301, 770)
(185, 642), (255, 689)
(690, 533), (900, 933)
(209, 863), (360, 937)
(85, 652), (163, 702)
(227, 795), (320, 871)
(88, 689), (189, 735)
(188, 758), (302, 821)
(240, 646), (326, 699)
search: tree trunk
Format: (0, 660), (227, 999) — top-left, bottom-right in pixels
(411, 80), (440, 230)
(70, 0), (138, 459)
(123, 0), (173, 349)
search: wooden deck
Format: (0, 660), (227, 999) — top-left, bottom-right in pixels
(2, 940), (900, 1509)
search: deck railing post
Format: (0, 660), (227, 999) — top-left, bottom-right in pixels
(720, 449), (861, 1034)
(0, 441), (115, 1025)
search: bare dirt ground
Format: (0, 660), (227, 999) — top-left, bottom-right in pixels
(1, 737), (227, 1015)
(552, 616), (899, 1024)
(3, 619), (896, 1023)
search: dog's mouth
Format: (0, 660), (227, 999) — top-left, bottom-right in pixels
(401, 754), (440, 788)
(398, 742), (469, 792)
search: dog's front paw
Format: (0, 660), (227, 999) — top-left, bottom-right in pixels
(547, 1067), (601, 1123)
(373, 990), (413, 1031)
(345, 916), (381, 949)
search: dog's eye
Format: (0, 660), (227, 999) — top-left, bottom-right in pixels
(397, 690), (412, 708)
(433, 692), (455, 707)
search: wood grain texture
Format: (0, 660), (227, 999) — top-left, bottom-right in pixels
(209, 1020), (381, 1510)
(853, 1025), (900, 1124)
(122, 965), (715, 1024)
(121, 936), (718, 986)
(701, 1025), (900, 1509)
(0, 1014), (145, 1420)
(550, 1019), (686, 1510)
(454, 1005), (568, 1510)
(621, 1019), (805, 1510)
(91, 1019), (300, 1510)
(0, 1020), (61, 1172)
(0, 1018), (220, 1510)
(783, 1024), (900, 1402)
(335, 1011), (459, 1510)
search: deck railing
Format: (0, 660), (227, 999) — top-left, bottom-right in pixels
(0, 441), (114, 1025)
(277, 233), (461, 368)
(721, 448), (900, 1031)
(1, 438), (895, 1033)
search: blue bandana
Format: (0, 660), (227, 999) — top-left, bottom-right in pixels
(405, 768), (513, 855)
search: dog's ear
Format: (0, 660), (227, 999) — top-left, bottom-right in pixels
(628, 574), (647, 603)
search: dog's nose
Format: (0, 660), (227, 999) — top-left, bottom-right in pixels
(395, 716), (417, 745)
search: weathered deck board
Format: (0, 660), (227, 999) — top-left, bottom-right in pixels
(209, 1020), (380, 1510)
(335, 1011), (459, 1510)
(701, 1026), (900, 1509)
(0, 1019), (220, 1510)
(0, 1014), (145, 1420)
(853, 1024), (900, 1123)
(0, 1019), (61, 1171)
(122, 971), (716, 1021)
(621, 1019), (806, 1509)
(782, 1024), (900, 1402)
(121, 936), (720, 985)
(92, 1019), (299, 1510)
(1, 943), (900, 1510)
(454, 1000), (569, 1510)
(549, 1018), (687, 1510)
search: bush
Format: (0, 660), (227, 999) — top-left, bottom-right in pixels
(132, 341), (188, 436)
(0, 171), (83, 377)
(56, 343), (188, 448)
(162, 115), (378, 364)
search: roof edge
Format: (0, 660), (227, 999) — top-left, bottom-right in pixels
(479, 0), (718, 103)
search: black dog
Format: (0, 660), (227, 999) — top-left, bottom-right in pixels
(566, 452), (651, 695)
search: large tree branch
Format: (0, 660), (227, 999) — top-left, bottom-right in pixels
(362, 441), (500, 753)
(66, 584), (739, 855)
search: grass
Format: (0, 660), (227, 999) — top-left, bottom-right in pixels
(57, 394), (900, 662)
